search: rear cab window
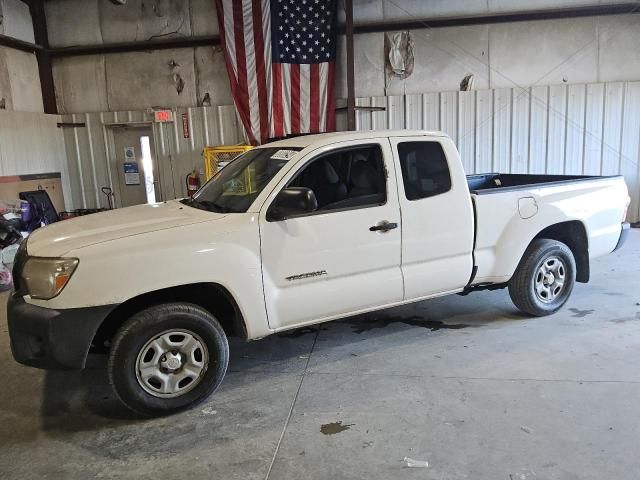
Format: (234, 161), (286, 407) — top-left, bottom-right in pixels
(397, 142), (452, 200)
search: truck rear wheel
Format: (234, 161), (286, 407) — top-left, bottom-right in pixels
(508, 239), (576, 316)
(108, 302), (229, 416)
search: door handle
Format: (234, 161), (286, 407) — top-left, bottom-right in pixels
(369, 221), (398, 232)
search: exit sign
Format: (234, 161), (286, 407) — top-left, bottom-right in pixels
(154, 110), (173, 123)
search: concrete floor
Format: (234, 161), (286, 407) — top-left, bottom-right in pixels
(0, 231), (639, 480)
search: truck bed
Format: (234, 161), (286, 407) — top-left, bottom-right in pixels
(467, 173), (615, 194)
(468, 173), (628, 285)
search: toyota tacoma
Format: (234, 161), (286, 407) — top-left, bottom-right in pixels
(8, 130), (630, 416)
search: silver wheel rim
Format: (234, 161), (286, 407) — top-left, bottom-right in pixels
(135, 329), (209, 398)
(534, 255), (566, 303)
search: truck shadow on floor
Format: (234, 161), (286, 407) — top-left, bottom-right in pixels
(36, 292), (525, 434)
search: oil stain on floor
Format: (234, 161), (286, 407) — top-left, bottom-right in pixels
(277, 326), (328, 338)
(569, 308), (595, 318)
(320, 421), (355, 435)
(610, 312), (640, 323)
(347, 315), (476, 334)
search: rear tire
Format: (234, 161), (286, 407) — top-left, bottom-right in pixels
(508, 239), (576, 316)
(108, 302), (229, 417)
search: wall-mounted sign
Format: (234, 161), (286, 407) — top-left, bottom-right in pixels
(124, 146), (135, 161)
(123, 162), (140, 185)
(154, 110), (174, 123)
(182, 113), (190, 139)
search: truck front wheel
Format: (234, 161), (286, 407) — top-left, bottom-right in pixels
(108, 303), (229, 416)
(508, 239), (576, 316)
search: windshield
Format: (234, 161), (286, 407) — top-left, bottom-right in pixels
(185, 147), (300, 213)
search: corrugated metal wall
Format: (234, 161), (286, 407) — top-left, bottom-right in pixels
(338, 81), (640, 222)
(60, 81), (640, 221)
(60, 105), (245, 209)
(0, 110), (72, 208)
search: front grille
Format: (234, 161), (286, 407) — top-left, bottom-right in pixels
(12, 240), (28, 295)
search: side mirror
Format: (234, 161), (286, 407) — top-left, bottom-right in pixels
(267, 187), (318, 221)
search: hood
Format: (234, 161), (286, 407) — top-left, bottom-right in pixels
(27, 200), (225, 257)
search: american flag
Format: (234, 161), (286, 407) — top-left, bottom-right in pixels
(215, 0), (337, 145)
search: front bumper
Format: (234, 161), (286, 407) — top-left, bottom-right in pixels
(7, 295), (117, 370)
(612, 222), (630, 252)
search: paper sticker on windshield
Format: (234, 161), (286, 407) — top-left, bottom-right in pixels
(271, 149), (298, 160)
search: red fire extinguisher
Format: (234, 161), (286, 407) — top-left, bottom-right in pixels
(186, 169), (201, 197)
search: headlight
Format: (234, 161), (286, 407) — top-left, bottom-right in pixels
(22, 257), (79, 300)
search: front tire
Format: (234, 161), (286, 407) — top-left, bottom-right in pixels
(108, 303), (229, 417)
(508, 239), (576, 316)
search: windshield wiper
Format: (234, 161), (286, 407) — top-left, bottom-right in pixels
(194, 199), (233, 213)
(181, 198), (229, 213)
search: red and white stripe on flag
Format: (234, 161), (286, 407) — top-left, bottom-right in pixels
(215, 0), (337, 145)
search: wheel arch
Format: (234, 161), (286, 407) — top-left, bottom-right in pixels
(532, 220), (589, 283)
(91, 283), (247, 353)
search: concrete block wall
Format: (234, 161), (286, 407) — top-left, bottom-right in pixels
(45, 0), (640, 114)
(45, 0), (218, 46)
(0, 46), (43, 112)
(47, 0), (230, 114)
(52, 46), (232, 113)
(0, 0), (34, 43)
(336, 0), (631, 24)
(335, 14), (640, 98)
(0, 0), (42, 113)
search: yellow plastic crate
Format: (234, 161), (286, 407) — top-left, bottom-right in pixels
(203, 145), (253, 180)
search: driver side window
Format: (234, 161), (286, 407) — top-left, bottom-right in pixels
(288, 144), (386, 212)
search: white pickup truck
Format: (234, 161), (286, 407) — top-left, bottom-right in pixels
(8, 130), (630, 416)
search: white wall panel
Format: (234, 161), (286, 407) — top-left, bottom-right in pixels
(440, 91), (458, 144)
(422, 93), (440, 131)
(370, 97), (386, 130)
(60, 106), (244, 210)
(547, 85), (567, 175)
(386, 96), (405, 130)
(458, 91), (475, 173)
(529, 86), (549, 174)
(0, 110), (71, 209)
(475, 90), (493, 173)
(355, 97), (372, 131)
(601, 82), (625, 177)
(511, 88), (530, 173)
(583, 83), (605, 175)
(404, 94), (422, 131)
(345, 80), (640, 221)
(492, 88), (512, 173)
(620, 82), (640, 223)
(565, 84), (586, 174)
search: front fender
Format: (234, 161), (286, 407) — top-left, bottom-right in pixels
(25, 214), (272, 339)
